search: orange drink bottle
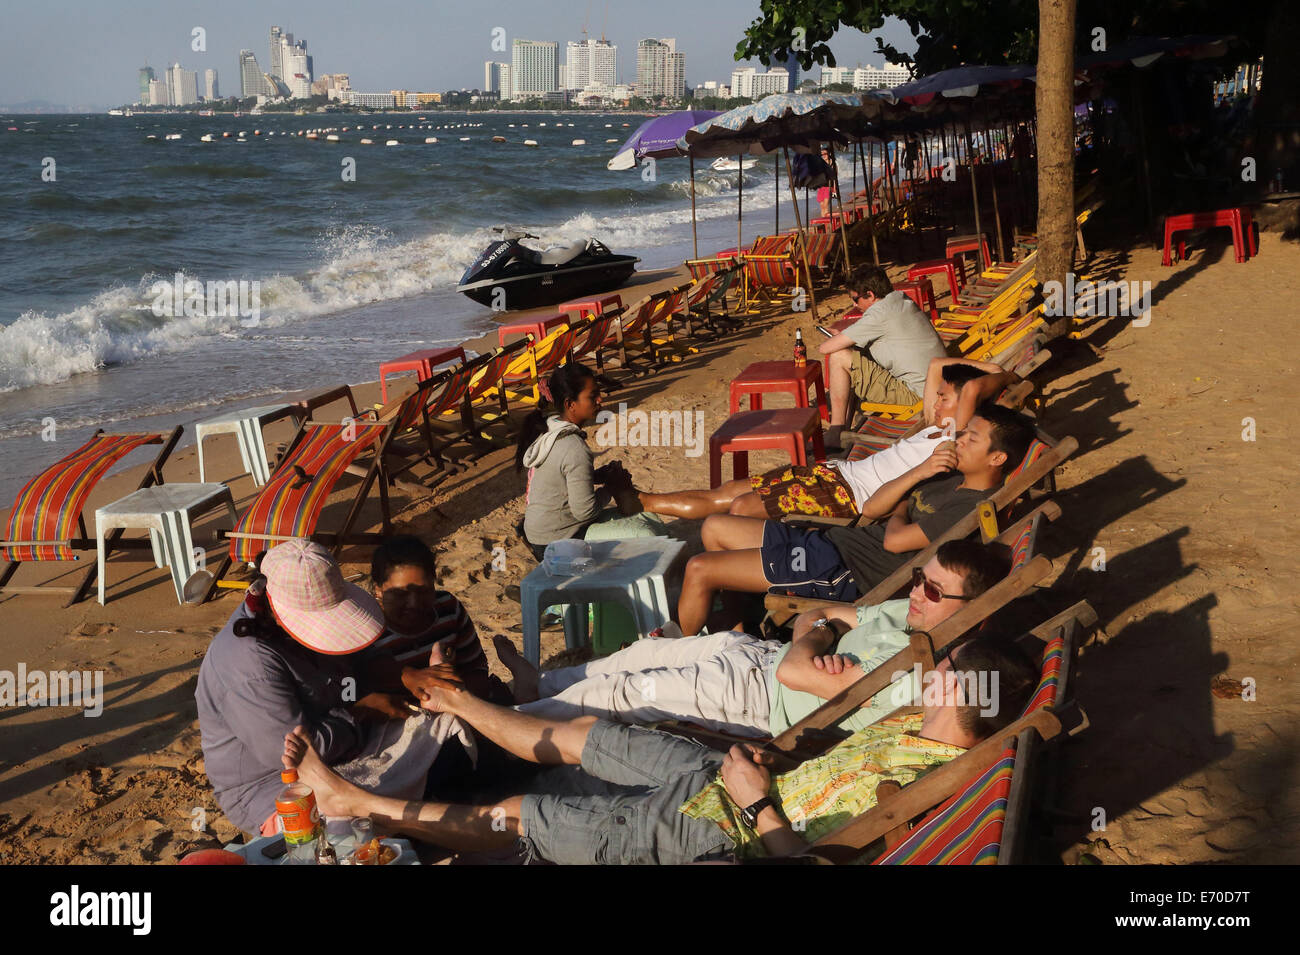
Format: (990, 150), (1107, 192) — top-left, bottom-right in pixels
(275, 768), (320, 864)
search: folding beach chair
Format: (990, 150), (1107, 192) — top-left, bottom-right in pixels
(475, 321), (585, 408)
(566, 306), (627, 387)
(742, 253), (803, 312)
(0, 427), (183, 605)
(798, 601), (1095, 864)
(455, 338), (535, 437)
(202, 418), (397, 600)
(681, 270), (740, 337)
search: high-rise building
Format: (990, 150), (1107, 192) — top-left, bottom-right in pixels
(510, 39), (559, 99)
(767, 53), (800, 92)
(485, 61), (513, 100)
(819, 66), (853, 87)
(566, 37), (618, 90)
(281, 41), (312, 98)
(239, 50), (274, 98)
(269, 26), (286, 81)
(731, 66), (789, 99)
(138, 66), (155, 104)
(166, 62), (199, 106)
(852, 62), (910, 89)
(203, 69), (219, 101)
(637, 39), (684, 101)
(147, 78), (169, 107)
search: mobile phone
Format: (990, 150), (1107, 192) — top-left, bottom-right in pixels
(815, 325), (834, 338)
(260, 836), (288, 860)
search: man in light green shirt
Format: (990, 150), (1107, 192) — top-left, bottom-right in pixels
(494, 539), (1011, 739)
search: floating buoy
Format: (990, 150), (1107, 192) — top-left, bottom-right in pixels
(306, 132), (318, 139)
(201, 133), (214, 142)
(523, 139), (538, 147)
(605, 138), (618, 143)
(459, 136), (470, 141)
(424, 137), (437, 143)
(361, 137), (374, 144)
(326, 134), (340, 142)
(491, 135), (506, 143)
(165, 133), (181, 140)
(386, 139), (399, 146)
(571, 139), (585, 146)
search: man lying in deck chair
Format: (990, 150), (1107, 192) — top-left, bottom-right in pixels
(486, 540), (1009, 739)
(676, 404), (1036, 636)
(820, 265), (946, 452)
(628, 358), (1019, 522)
(279, 632), (1040, 864)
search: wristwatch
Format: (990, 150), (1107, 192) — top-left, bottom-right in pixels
(739, 795), (779, 828)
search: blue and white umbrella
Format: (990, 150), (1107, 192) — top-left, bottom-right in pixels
(676, 91), (888, 159)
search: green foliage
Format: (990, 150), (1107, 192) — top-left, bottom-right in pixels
(737, 0), (1273, 75)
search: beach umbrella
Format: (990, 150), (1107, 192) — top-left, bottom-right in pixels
(677, 91), (878, 159)
(606, 110), (721, 170)
(606, 109), (721, 260)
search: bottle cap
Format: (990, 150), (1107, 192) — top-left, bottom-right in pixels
(280, 768), (298, 784)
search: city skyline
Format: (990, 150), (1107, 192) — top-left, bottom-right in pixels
(0, 0), (916, 110)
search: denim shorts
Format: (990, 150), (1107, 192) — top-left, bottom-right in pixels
(518, 721), (734, 865)
(760, 521), (860, 602)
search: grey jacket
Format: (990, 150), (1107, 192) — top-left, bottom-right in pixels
(195, 605), (369, 832)
(522, 416), (612, 546)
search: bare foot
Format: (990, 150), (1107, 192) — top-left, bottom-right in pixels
(492, 633), (540, 704)
(281, 725), (368, 819)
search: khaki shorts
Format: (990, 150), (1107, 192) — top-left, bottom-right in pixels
(848, 350), (921, 408)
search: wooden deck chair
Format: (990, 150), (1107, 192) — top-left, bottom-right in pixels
(0, 427), (183, 605)
(683, 268), (741, 336)
(203, 419), (397, 599)
(616, 290), (690, 367)
(567, 306), (627, 387)
(765, 431), (1074, 624)
(804, 231), (840, 285)
(742, 254), (803, 311)
(455, 338), (535, 436)
(477, 321), (585, 408)
(800, 601), (1094, 863)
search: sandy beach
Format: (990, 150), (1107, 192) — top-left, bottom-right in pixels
(0, 221), (1297, 865)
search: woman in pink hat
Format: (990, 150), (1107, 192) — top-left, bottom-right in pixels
(195, 538), (467, 838)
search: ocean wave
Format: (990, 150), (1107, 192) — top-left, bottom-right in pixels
(0, 189), (779, 393)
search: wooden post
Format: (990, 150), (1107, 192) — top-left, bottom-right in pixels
(829, 143), (853, 274)
(985, 108), (1007, 263)
(782, 147), (819, 323)
(689, 155), (698, 260)
(965, 118), (986, 270)
(737, 154), (743, 252)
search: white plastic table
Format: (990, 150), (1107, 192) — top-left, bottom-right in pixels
(519, 537), (687, 665)
(95, 483), (238, 605)
(195, 403), (301, 486)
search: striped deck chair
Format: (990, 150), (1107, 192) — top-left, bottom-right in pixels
(804, 231), (839, 285)
(643, 287), (698, 364)
(683, 268), (740, 335)
(617, 291), (690, 367)
(205, 420), (396, 597)
(479, 322), (584, 408)
(803, 600), (1094, 864)
(743, 254), (802, 311)
(456, 338), (533, 436)
(0, 427), (183, 605)
(567, 307), (626, 386)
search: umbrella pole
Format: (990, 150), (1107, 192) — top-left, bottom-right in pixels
(689, 156), (699, 260)
(965, 118), (986, 270)
(866, 141), (880, 265)
(830, 143), (853, 276)
(737, 154), (743, 252)
(985, 107), (1007, 263)
(782, 147), (819, 323)
(775, 154), (779, 233)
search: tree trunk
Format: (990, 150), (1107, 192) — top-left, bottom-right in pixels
(1036, 0), (1077, 333)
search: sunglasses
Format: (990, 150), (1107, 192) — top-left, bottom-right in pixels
(911, 567), (972, 603)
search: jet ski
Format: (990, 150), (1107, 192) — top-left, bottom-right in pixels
(458, 230), (639, 310)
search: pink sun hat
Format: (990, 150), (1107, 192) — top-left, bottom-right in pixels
(260, 539), (384, 654)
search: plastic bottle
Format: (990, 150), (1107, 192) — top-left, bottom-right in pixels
(793, 329), (807, 368)
(275, 768), (320, 865)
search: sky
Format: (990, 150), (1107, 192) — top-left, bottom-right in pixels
(0, 0), (918, 109)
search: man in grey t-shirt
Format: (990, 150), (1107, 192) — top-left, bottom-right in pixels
(819, 265), (946, 449)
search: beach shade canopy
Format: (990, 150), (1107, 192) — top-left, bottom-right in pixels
(676, 91), (880, 159)
(607, 110), (721, 170)
(1074, 34), (1233, 74)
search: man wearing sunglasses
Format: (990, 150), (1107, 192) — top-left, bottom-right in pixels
(489, 539), (1009, 742)
(818, 264), (946, 451)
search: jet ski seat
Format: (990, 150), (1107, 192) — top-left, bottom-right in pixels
(538, 239), (589, 266)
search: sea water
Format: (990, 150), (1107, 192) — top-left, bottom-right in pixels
(0, 111), (798, 497)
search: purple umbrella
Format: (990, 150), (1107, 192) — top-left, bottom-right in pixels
(607, 110), (721, 170)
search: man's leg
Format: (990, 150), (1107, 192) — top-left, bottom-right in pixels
(701, 513), (769, 552)
(827, 348), (855, 428)
(677, 548), (769, 637)
(639, 477), (752, 520)
(726, 490), (769, 518)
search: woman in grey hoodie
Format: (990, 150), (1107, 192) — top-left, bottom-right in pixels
(516, 363), (642, 557)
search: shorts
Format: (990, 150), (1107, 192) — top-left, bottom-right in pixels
(750, 464), (858, 520)
(759, 521), (860, 602)
(517, 721), (733, 865)
(848, 350), (922, 409)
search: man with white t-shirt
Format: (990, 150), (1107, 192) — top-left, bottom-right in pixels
(634, 358), (1019, 524)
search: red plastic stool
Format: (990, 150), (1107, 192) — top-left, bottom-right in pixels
(379, 346), (467, 402)
(558, 293), (623, 323)
(907, 257), (967, 301)
(708, 407), (825, 488)
(945, 233), (992, 272)
(893, 278), (939, 322)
